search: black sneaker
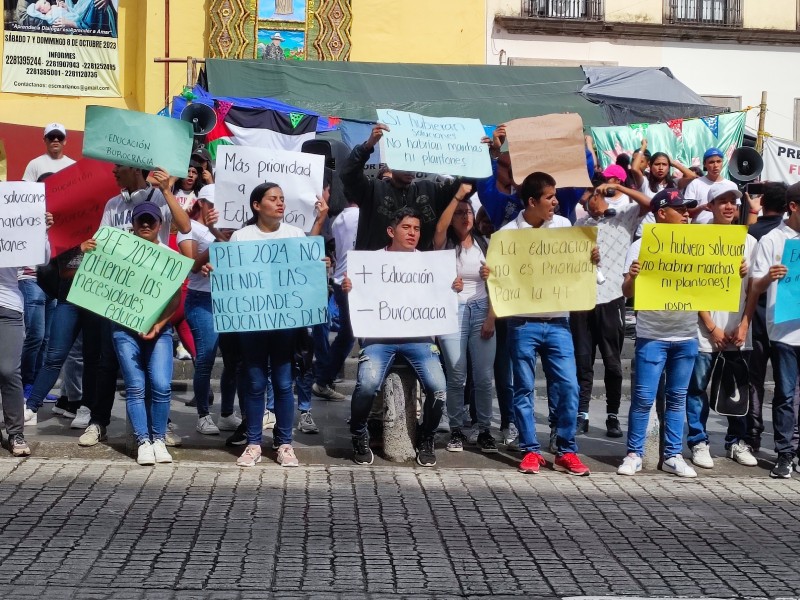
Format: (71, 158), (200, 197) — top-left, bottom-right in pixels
(770, 454), (793, 479)
(225, 420), (247, 447)
(606, 415), (623, 438)
(576, 414), (589, 434)
(352, 433), (374, 465)
(446, 428), (466, 452)
(416, 437), (436, 467)
(477, 431), (498, 453)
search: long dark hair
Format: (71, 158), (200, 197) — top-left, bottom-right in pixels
(647, 152), (677, 193)
(173, 165), (203, 196)
(446, 200), (486, 259)
(245, 182), (281, 226)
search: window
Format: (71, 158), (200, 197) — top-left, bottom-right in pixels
(667, 0), (741, 27)
(525, 0), (603, 20)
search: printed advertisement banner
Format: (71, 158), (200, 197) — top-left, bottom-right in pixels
(2, 0), (120, 97)
(762, 136), (800, 186)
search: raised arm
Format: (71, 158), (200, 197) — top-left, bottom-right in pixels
(339, 124), (387, 206)
(434, 183), (473, 250)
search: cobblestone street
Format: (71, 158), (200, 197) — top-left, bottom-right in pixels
(1, 458), (799, 599)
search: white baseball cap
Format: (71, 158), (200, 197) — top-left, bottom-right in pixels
(44, 123), (67, 137)
(197, 184), (215, 204)
(707, 179), (743, 205)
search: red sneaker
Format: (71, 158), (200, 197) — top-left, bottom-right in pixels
(518, 452), (547, 474)
(554, 452), (591, 476)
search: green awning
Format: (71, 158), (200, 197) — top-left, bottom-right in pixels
(205, 59), (609, 127)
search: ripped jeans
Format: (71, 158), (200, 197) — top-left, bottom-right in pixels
(349, 341), (446, 439)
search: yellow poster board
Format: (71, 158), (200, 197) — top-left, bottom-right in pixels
(635, 224), (747, 312)
(486, 227), (597, 317)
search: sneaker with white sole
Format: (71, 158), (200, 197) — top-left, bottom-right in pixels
(137, 441), (156, 466)
(727, 441), (757, 466)
(690, 442), (714, 469)
(10, 434), (31, 457)
(237, 445), (262, 467)
(311, 383), (346, 401)
(152, 440), (173, 464)
(23, 408), (37, 425)
(501, 423), (519, 446)
(196, 415), (220, 435)
(78, 423), (106, 447)
(662, 454), (697, 478)
(262, 410), (276, 430)
(175, 343), (192, 360)
(217, 413), (242, 432)
(276, 443), (299, 467)
(298, 412), (319, 434)
(165, 422), (182, 447)
(70, 406), (91, 429)
(617, 454), (642, 476)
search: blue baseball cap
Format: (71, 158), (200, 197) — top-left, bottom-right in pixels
(703, 147), (724, 162)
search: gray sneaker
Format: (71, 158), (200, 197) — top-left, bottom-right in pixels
(10, 435), (31, 457)
(311, 383), (346, 401)
(78, 424), (107, 447)
(298, 412), (319, 434)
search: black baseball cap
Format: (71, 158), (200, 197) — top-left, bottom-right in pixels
(131, 202), (163, 223)
(650, 188), (698, 212)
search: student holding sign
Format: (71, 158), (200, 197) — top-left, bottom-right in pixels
(748, 182), (800, 479)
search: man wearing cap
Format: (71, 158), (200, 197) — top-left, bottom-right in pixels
(618, 188), (701, 477)
(685, 180), (758, 470)
(22, 123), (75, 182)
(684, 147), (728, 224)
(263, 33), (286, 60)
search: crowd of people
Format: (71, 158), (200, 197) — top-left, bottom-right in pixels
(2, 119), (799, 480)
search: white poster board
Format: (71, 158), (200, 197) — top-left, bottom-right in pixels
(0, 182), (47, 268)
(762, 136), (800, 185)
(376, 109), (491, 178)
(348, 250), (459, 338)
(215, 145), (325, 231)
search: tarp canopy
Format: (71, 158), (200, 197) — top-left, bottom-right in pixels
(204, 59), (610, 127)
(581, 66), (726, 124)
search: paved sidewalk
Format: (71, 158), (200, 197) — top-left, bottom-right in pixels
(0, 459), (799, 599)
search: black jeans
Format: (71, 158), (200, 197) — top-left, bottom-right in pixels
(89, 318), (120, 428)
(746, 306), (771, 445)
(570, 296), (625, 415)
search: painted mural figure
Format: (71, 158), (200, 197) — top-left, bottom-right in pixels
(263, 32), (286, 60)
(274, 0), (293, 15)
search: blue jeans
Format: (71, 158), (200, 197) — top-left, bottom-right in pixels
(185, 289), (232, 417)
(508, 317), (579, 455)
(628, 337), (698, 458)
(19, 279), (56, 386)
(112, 325), (174, 443)
(265, 364), (312, 413)
(316, 284), (355, 387)
(439, 298), (496, 431)
(350, 341), (446, 438)
(769, 342), (800, 457)
(240, 329), (296, 446)
(686, 350), (748, 449)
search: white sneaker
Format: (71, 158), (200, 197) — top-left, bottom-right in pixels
(728, 441), (758, 466)
(298, 412), (319, 434)
(217, 413), (242, 431)
(501, 423), (519, 446)
(152, 440), (173, 464)
(662, 454), (697, 478)
(137, 441), (156, 466)
(466, 425), (480, 445)
(78, 423), (106, 447)
(691, 442), (714, 469)
(23, 408), (37, 425)
(262, 410), (276, 430)
(196, 415), (220, 435)
(175, 344), (192, 361)
(71, 406), (91, 429)
(617, 454), (643, 476)
(165, 422), (182, 447)
(276, 443), (299, 467)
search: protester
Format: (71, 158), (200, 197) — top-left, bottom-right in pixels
(685, 181), (757, 469)
(632, 147), (697, 237)
(343, 207), (459, 467)
(22, 123), (75, 181)
(172, 165), (203, 212)
(685, 148), (728, 224)
(748, 182), (800, 478)
(618, 188), (700, 477)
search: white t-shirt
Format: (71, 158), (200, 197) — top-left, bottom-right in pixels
(455, 242), (487, 304)
(177, 220), (216, 293)
(751, 220), (800, 346)
(576, 203), (641, 305)
(639, 178), (667, 200)
(685, 176), (725, 224)
(100, 187), (172, 245)
(230, 222), (306, 242)
(624, 238), (697, 341)
(499, 212), (572, 319)
(606, 193), (631, 210)
(332, 207), (359, 285)
(635, 179), (666, 238)
(22, 154), (75, 183)
(696, 234), (756, 352)
(174, 189), (197, 212)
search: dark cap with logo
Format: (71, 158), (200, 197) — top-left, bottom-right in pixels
(650, 188), (698, 212)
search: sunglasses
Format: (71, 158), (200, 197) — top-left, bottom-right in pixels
(46, 134), (65, 142)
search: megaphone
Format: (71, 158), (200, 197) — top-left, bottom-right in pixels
(728, 147), (763, 183)
(180, 103), (217, 137)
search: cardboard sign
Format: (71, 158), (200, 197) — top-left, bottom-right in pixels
(506, 113), (591, 189)
(376, 109), (491, 178)
(67, 227), (193, 333)
(635, 224), (747, 312)
(214, 145), (325, 232)
(0, 181), (47, 268)
(82, 106), (194, 177)
(486, 227), (597, 317)
(776, 239), (800, 324)
(347, 250), (459, 338)
(209, 237), (328, 332)
(45, 158), (120, 257)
